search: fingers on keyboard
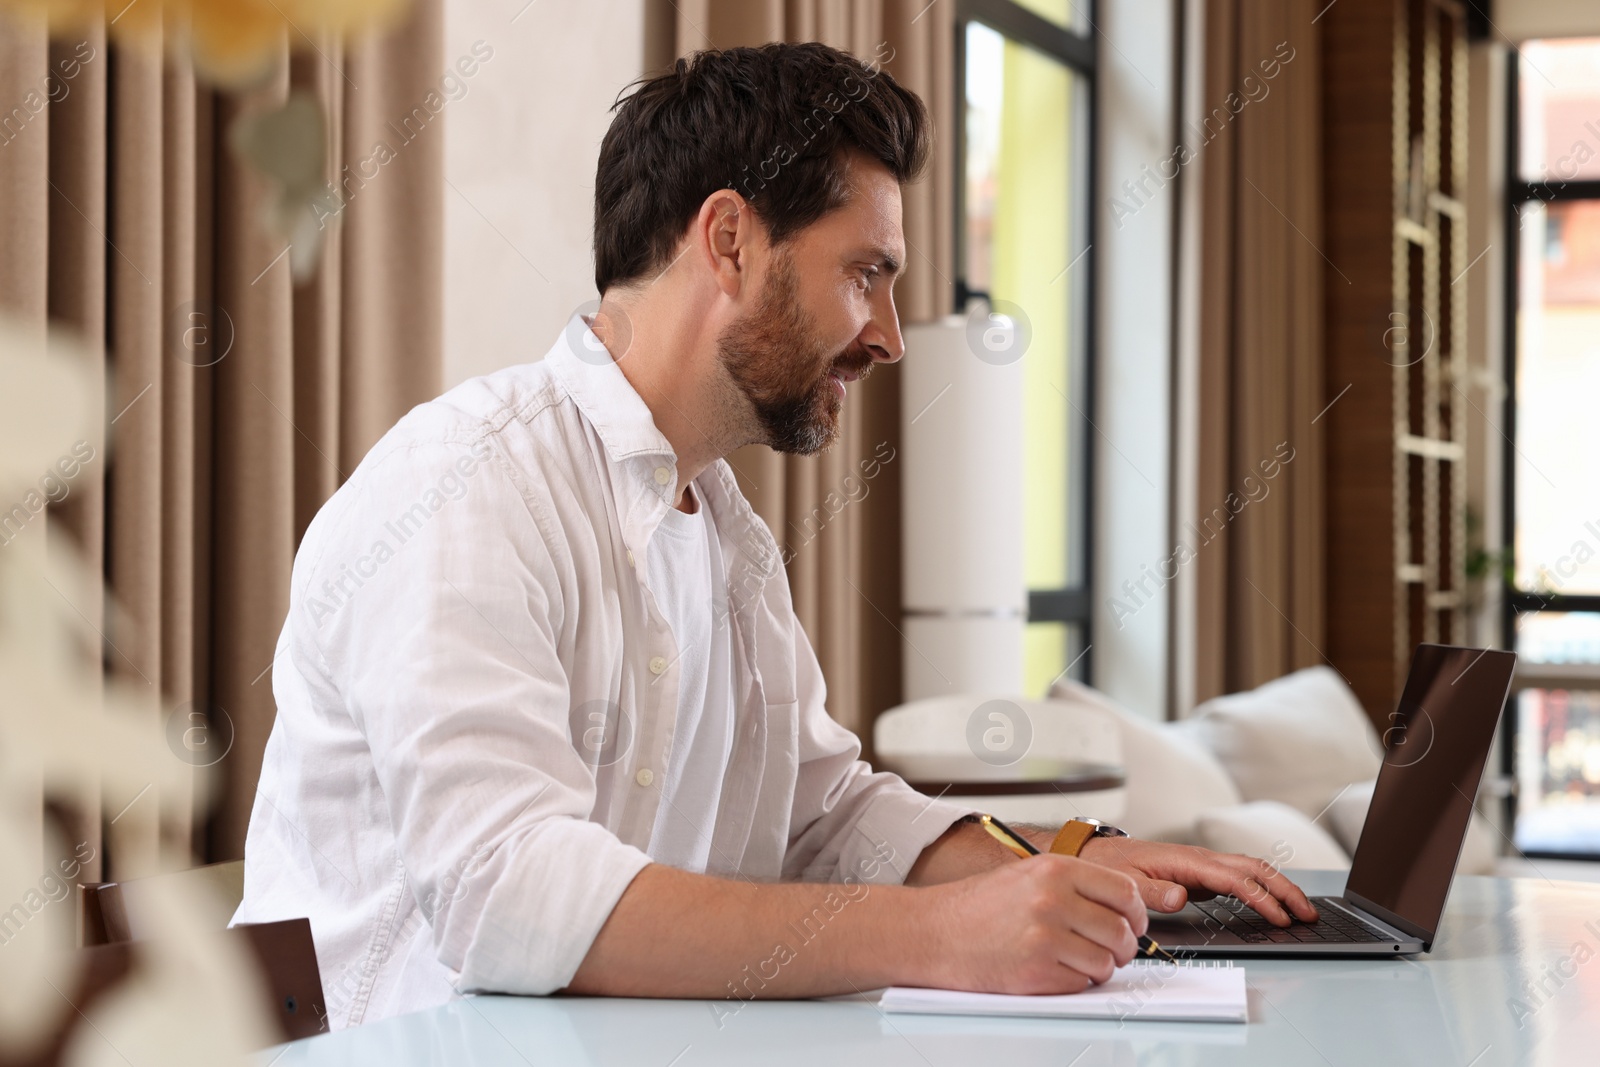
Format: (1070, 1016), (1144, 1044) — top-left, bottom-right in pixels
(1202, 896), (1385, 942)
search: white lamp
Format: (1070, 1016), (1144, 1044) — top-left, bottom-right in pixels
(900, 312), (1025, 699)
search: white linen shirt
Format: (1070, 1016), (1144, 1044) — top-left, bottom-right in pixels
(232, 315), (972, 1029)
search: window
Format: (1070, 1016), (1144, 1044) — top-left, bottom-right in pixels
(1506, 38), (1600, 857)
(955, 0), (1095, 696)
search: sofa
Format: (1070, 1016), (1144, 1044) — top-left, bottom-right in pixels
(874, 665), (1498, 875)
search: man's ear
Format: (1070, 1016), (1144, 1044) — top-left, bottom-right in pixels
(696, 189), (753, 298)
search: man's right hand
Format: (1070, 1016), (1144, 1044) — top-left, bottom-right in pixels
(568, 852), (1147, 1000)
(920, 854), (1147, 994)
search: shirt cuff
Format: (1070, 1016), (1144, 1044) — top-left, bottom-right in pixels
(833, 780), (980, 886)
(453, 819), (652, 996)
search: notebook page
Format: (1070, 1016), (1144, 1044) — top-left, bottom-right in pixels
(879, 960), (1246, 1023)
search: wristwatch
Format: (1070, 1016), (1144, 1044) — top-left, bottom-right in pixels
(1049, 818), (1129, 858)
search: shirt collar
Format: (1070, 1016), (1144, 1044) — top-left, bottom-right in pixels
(543, 313), (782, 591)
(544, 313), (676, 465)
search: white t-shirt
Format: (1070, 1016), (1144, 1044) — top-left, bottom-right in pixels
(643, 484), (736, 871)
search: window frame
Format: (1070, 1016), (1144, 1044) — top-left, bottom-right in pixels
(1500, 45), (1600, 860)
(952, 0), (1098, 685)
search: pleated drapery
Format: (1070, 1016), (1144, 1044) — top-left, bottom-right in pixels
(0, 3), (443, 879)
(658, 0), (955, 744)
(1188, 0), (1327, 704)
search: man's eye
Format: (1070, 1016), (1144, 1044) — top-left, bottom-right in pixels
(857, 267), (878, 289)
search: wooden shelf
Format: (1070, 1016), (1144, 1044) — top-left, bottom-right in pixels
(1429, 191), (1466, 218)
(1396, 218), (1433, 245)
(1325, 0), (1469, 727)
(1398, 433), (1466, 460)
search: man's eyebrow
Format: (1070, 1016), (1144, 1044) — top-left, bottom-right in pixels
(861, 247), (903, 275)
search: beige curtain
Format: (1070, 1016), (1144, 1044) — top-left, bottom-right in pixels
(0, 4), (443, 879)
(659, 0), (954, 746)
(1191, 0), (1326, 703)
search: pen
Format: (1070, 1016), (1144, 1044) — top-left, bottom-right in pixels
(979, 814), (1180, 963)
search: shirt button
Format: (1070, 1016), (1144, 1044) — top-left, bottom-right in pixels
(635, 768), (654, 787)
(649, 655), (668, 675)
(653, 466), (672, 486)
(626, 548), (636, 567)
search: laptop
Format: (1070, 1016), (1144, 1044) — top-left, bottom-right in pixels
(1146, 643), (1517, 957)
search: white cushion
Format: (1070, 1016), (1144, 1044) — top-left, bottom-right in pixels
(1050, 680), (1240, 844)
(1324, 779), (1375, 854)
(1325, 779), (1499, 877)
(1186, 666), (1382, 819)
(1194, 800), (1351, 870)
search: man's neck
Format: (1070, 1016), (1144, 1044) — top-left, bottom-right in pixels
(590, 290), (751, 513)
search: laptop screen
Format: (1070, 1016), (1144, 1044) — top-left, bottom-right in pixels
(1345, 645), (1516, 938)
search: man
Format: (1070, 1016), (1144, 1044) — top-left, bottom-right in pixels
(235, 41), (1316, 1029)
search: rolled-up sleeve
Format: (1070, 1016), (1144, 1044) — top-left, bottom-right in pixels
(317, 437), (649, 995)
(780, 614), (975, 885)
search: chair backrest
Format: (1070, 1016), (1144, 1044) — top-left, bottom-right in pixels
(78, 861), (328, 1042)
(81, 859), (244, 946)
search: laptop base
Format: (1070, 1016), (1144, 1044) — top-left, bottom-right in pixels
(1147, 896), (1426, 957)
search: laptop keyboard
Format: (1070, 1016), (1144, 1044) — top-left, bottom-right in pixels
(1193, 895), (1391, 944)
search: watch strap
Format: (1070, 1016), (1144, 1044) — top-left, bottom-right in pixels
(1049, 819), (1099, 858)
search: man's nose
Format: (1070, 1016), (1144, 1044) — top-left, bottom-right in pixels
(861, 299), (904, 364)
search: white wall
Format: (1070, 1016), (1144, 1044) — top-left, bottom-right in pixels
(1466, 43), (1508, 650)
(442, 0), (646, 388)
(1170, 0), (1205, 720)
(1092, 0), (1178, 719)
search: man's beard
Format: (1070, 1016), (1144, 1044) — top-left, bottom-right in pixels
(716, 251), (874, 456)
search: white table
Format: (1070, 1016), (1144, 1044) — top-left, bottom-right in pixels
(264, 871), (1600, 1066)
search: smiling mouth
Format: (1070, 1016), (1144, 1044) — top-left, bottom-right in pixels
(827, 359), (871, 400)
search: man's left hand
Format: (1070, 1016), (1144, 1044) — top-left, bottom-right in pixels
(1077, 836), (1320, 927)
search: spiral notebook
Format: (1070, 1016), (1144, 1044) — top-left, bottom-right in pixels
(879, 960), (1246, 1024)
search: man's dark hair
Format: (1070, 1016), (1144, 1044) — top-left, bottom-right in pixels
(593, 41), (930, 294)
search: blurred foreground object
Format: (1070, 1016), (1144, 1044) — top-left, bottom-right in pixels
(0, 0), (415, 281)
(0, 0), (410, 85)
(0, 315), (275, 1066)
